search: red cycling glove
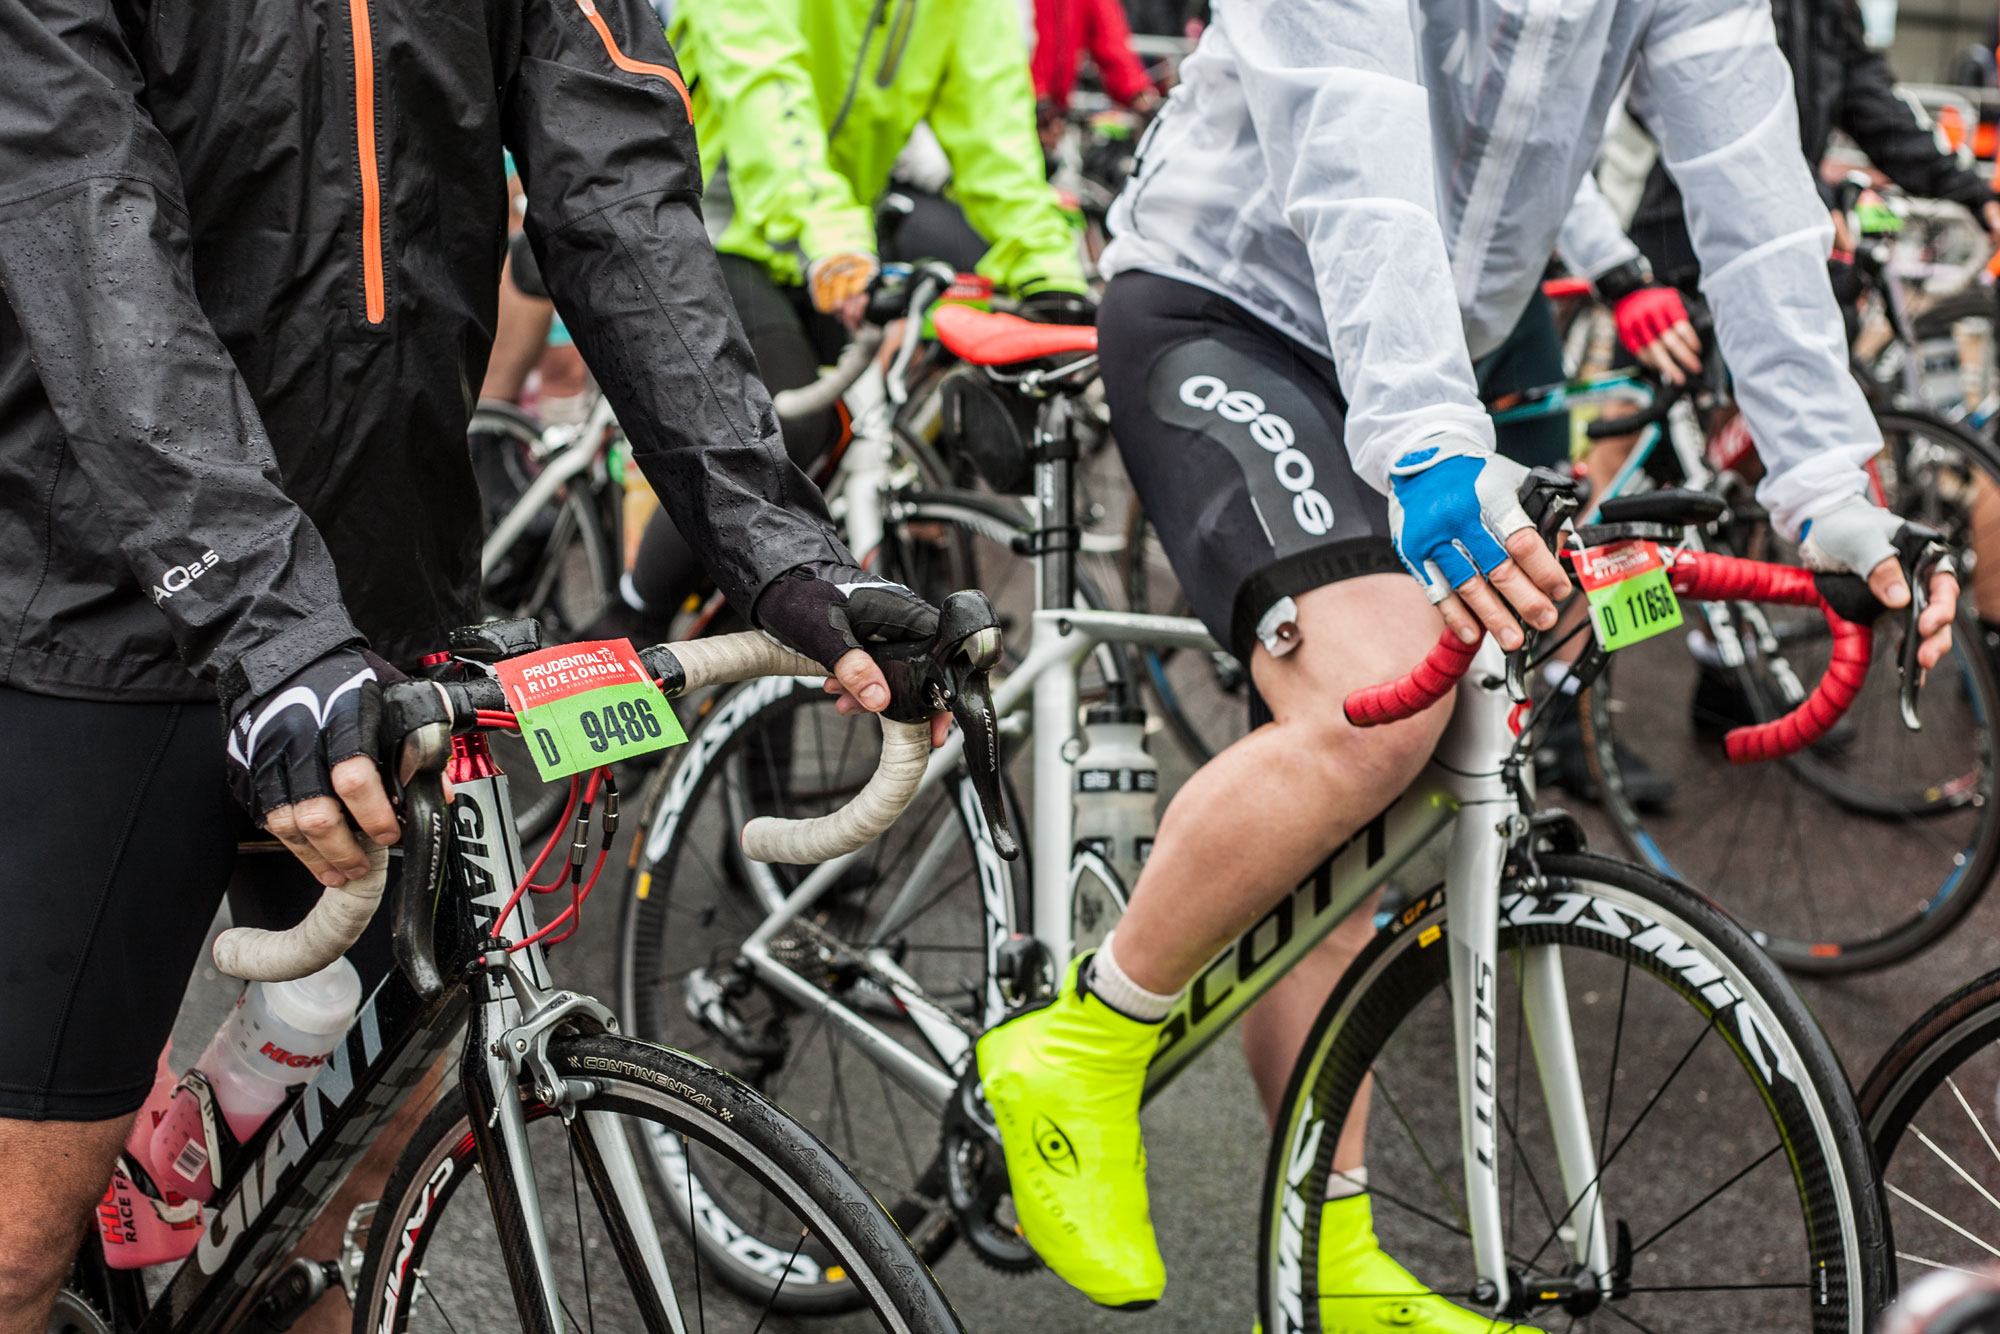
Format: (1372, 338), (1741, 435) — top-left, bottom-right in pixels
(1612, 286), (1689, 357)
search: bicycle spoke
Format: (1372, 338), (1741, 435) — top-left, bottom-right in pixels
(422, 1275), (466, 1334)
(1597, 961), (1632, 1156)
(1947, 1074), (2000, 1173)
(1523, 1006), (1720, 1270)
(1897, 1251), (1987, 1276)
(1627, 1140), (1782, 1254)
(683, 1134), (706, 1333)
(1373, 1070), (1469, 1234)
(1886, 1180), (2000, 1260)
(748, 1231), (811, 1334)
(1910, 1121), (2000, 1221)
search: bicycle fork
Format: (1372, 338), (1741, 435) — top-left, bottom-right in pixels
(1445, 800), (1612, 1316)
(462, 977), (688, 1334)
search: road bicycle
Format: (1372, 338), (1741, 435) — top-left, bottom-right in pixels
(617, 304), (1895, 1329)
(56, 620), (986, 1334)
(1858, 963), (2000, 1299)
(1554, 325), (2000, 973)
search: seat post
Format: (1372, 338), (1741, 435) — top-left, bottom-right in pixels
(1033, 393), (1079, 612)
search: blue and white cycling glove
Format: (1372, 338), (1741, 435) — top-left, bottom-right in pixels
(1798, 494), (1901, 579)
(1386, 438), (1538, 602)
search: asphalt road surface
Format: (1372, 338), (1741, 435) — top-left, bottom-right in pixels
(166, 603), (2000, 1333)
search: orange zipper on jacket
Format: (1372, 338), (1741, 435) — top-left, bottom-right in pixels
(573, 0), (691, 119)
(348, 0), (385, 324)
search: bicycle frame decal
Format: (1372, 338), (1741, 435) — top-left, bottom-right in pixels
(1502, 889), (1801, 1090)
(1271, 1102), (1326, 1334)
(1145, 787), (1455, 1092)
(382, 1155), (457, 1331)
(191, 999), (386, 1278)
(957, 770), (1016, 1024)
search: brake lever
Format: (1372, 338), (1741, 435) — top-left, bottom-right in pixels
(866, 590), (1019, 861)
(1894, 523), (1954, 734)
(1508, 469), (1584, 703)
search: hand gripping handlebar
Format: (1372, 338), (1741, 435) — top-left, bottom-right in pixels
(213, 599), (1014, 985)
(1341, 549), (1878, 766)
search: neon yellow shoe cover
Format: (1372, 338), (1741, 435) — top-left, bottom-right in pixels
(1316, 1194), (1542, 1333)
(974, 954), (1164, 1309)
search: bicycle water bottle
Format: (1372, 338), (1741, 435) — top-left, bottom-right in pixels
(148, 959), (363, 1204)
(98, 1049), (206, 1269)
(1071, 704), (1158, 951)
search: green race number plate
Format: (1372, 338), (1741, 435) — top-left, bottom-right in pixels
(1578, 540), (1683, 651)
(494, 640), (686, 782)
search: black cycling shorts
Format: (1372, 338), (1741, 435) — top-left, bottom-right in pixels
(0, 689), (391, 1122)
(1098, 271), (1567, 662)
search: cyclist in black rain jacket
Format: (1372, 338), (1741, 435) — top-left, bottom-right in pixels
(0, 0), (934, 1322)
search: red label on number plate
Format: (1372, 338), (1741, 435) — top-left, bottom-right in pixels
(494, 640), (654, 712)
(1574, 539), (1664, 592)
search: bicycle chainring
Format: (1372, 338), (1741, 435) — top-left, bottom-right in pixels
(941, 1065), (1039, 1273)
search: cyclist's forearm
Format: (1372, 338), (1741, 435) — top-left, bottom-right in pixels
(536, 199), (849, 608)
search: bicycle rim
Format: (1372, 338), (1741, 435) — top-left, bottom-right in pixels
(1259, 852), (1885, 1333)
(353, 1033), (963, 1334)
(618, 680), (1022, 1305)
(1859, 968), (2000, 1292)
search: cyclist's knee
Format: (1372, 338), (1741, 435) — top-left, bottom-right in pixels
(1252, 572), (1454, 783)
(0, 1116), (129, 1311)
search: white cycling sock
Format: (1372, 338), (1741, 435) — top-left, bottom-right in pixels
(1326, 1165), (1369, 1199)
(1086, 933), (1180, 1022)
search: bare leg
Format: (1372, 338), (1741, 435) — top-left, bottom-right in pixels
(0, 1116), (132, 1334)
(1112, 573), (1452, 996)
(481, 253), (556, 403)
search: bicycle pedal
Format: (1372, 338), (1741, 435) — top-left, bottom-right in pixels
(251, 1258), (342, 1332)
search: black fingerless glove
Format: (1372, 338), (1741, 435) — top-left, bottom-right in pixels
(223, 646), (403, 821)
(752, 562), (941, 672)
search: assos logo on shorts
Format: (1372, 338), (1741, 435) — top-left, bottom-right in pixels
(1177, 377), (1336, 537)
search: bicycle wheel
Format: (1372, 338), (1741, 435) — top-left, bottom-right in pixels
(1260, 852), (1888, 1334)
(618, 677), (1023, 1307)
(469, 403), (622, 842)
(1582, 413), (2000, 973)
(1859, 968), (2000, 1293)
(352, 1032), (962, 1333)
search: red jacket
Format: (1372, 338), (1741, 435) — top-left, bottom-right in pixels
(1032, 0), (1154, 112)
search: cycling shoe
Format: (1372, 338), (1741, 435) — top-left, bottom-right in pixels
(974, 953), (1164, 1308)
(1318, 1195), (1543, 1333)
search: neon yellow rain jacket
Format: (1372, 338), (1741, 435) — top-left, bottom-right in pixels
(669, 0), (1085, 294)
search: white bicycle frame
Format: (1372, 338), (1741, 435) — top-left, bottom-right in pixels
(478, 391), (623, 581)
(700, 602), (1609, 1312)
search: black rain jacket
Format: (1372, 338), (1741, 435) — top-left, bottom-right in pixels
(0, 0), (845, 705)
(1633, 0), (1994, 277)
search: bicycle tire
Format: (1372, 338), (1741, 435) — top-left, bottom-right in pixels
(617, 676), (1025, 1307)
(1579, 410), (2000, 974)
(352, 1032), (964, 1334)
(1258, 852), (1888, 1333)
(1857, 966), (2000, 1294)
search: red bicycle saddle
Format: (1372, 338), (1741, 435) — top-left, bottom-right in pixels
(932, 304), (1098, 366)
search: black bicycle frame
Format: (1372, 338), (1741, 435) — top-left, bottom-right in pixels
(81, 761), (548, 1334)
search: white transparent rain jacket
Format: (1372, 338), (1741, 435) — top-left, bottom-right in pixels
(1103, 0), (1874, 536)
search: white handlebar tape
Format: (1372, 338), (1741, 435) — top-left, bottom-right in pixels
(668, 632), (826, 691)
(211, 844), (389, 982)
(770, 325), (884, 422)
(741, 717), (930, 864)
